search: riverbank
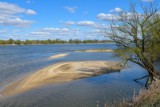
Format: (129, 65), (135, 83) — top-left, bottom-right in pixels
(130, 80), (160, 107)
(0, 61), (122, 97)
(110, 80), (160, 107)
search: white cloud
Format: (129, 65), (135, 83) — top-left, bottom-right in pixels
(77, 21), (97, 27)
(97, 12), (144, 21)
(64, 21), (75, 25)
(109, 7), (123, 13)
(25, 27), (106, 40)
(30, 28), (78, 37)
(0, 26), (104, 40)
(0, 2), (36, 15)
(97, 13), (119, 21)
(26, 9), (37, 15)
(13, 29), (20, 32)
(31, 31), (51, 36)
(0, 2), (36, 27)
(78, 29), (104, 40)
(0, 29), (8, 34)
(0, 18), (34, 27)
(0, 2), (25, 14)
(65, 6), (77, 13)
(61, 20), (103, 28)
(43, 28), (70, 32)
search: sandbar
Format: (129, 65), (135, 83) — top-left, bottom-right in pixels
(0, 61), (122, 97)
(75, 49), (113, 52)
(49, 54), (68, 59)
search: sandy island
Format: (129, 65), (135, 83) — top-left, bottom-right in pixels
(0, 61), (122, 97)
(75, 49), (113, 52)
(49, 53), (68, 59)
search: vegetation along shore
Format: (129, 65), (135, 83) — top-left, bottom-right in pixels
(0, 39), (113, 45)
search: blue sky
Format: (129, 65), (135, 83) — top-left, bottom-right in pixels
(0, 0), (155, 40)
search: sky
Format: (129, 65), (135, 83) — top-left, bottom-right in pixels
(0, 0), (155, 40)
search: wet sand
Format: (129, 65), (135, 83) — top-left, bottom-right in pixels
(0, 61), (122, 97)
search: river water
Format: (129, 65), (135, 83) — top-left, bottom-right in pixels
(0, 43), (147, 107)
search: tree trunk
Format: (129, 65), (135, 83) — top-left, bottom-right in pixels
(134, 54), (159, 87)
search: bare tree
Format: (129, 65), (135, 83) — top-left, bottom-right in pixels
(104, 1), (160, 87)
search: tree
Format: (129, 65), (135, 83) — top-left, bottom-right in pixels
(69, 39), (74, 44)
(14, 40), (21, 45)
(8, 39), (14, 44)
(104, 2), (160, 87)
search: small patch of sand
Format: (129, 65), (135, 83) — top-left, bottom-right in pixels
(0, 61), (122, 97)
(75, 49), (113, 52)
(49, 54), (68, 59)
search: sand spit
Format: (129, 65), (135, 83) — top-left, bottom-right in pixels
(75, 49), (113, 52)
(0, 61), (122, 97)
(49, 54), (68, 59)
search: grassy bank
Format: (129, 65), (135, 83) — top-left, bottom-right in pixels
(109, 80), (160, 107)
(131, 80), (160, 107)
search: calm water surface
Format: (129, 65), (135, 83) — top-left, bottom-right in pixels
(0, 44), (147, 107)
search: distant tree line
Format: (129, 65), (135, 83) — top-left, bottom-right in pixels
(0, 39), (113, 45)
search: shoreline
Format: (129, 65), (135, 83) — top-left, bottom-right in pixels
(129, 80), (160, 107)
(0, 61), (122, 97)
(112, 80), (160, 107)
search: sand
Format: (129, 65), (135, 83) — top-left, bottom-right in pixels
(0, 61), (122, 97)
(75, 49), (113, 52)
(49, 54), (68, 59)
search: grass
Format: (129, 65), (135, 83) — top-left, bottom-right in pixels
(105, 80), (160, 107)
(131, 80), (160, 107)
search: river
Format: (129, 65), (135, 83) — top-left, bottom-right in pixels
(0, 43), (147, 107)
